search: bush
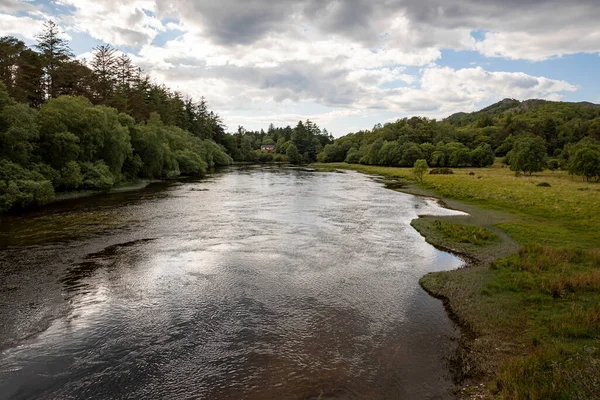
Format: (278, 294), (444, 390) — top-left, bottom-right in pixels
(272, 153), (287, 162)
(256, 151), (274, 163)
(345, 148), (361, 163)
(0, 160), (55, 212)
(413, 159), (428, 181)
(176, 150), (208, 175)
(80, 161), (115, 190)
(58, 161), (83, 190)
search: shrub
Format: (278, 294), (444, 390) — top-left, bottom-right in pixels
(80, 161), (115, 190)
(0, 160), (55, 212)
(413, 159), (428, 181)
(58, 161), (83, 190)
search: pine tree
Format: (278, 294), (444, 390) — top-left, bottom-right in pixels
(115, 54), (135, 87)
(35, 20), (74, 99)
(111, 54), (136, 113)
(128, 68), (151, 122)
(91, 44), (117, 104)
(15, 47), (45, 108)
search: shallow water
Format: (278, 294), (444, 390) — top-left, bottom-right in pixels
(0, 166), (465, 399)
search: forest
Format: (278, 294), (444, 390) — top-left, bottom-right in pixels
(0, 21), (238, 213)
(317, 98), (600, 180)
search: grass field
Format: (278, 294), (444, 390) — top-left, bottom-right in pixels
(313, 162), (600, 399)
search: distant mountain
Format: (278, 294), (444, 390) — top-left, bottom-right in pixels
(445, 98), (600, 127)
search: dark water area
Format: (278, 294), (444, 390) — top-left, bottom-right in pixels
(0, 166), (465, 399)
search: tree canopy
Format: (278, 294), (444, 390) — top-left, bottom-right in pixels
(0, 21), (233, 213)
(316, 98), (600, 177)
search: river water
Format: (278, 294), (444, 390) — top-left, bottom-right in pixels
(0, 166), (464, 399)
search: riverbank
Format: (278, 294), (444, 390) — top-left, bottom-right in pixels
(53, 180), (158, 202)
(312, 162), (600, 399)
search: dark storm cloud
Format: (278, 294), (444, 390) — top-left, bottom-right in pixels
(154, 0), (600, 48)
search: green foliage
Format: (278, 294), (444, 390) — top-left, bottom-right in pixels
(548, 159), (560, 171)
(412, 159), (428, 181)
(58, 161), (83, 190)
(485, 246), (600, 399)
(508, 136), (548, 176)
(37, 96), (132, 178)
(401, 142), (424, 166)
(0, 62), (231, 212)
(429, 168), (454, 175)
(431, 220), (497, 245)
(286, 143), (301, 164)
(221, 120), (331, 163)
(1, 24), (230, 155)
(175, 150), (207, 175)
(345, 147), (362, 163)
(568, 139), (600, 182)
(80, 160), (114, 190)
(0, 103), (39, 164)
(316, 99), (600, 170)
(470, 144), (495, 167)
(0, 159), (55, 211)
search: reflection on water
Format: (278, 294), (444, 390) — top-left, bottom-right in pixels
(0, 166), (465, 399)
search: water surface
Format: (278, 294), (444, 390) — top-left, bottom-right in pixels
(0, 166), (464, 399)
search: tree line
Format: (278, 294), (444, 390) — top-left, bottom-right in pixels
(0, 21), (232, 213)
(317, 99), (600, 181)
(219, 120), (334, 164)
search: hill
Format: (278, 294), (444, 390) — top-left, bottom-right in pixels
(317, 98), (600, 171)
(445, 98), (600, 127)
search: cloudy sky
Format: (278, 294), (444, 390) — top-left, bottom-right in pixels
(1, 0), (599, 136)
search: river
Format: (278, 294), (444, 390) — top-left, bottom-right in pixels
(0, 166), (465, 399)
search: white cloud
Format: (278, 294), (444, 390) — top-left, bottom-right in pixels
(0, 13), (45, 40)
(224, 109), (367, 130)
(476, 29), (600, 61)
(383, 66), (577, 117)
(56, 0), (165, 46)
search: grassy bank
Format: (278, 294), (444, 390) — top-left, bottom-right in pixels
(313, 162), (600, 399)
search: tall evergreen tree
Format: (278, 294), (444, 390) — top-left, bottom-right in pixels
(35, 20), (74, 99)
(91, 44), (117, 104)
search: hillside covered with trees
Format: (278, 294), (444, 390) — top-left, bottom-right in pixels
(0, 21), (233, 212)
(317, 98), (600, 181)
